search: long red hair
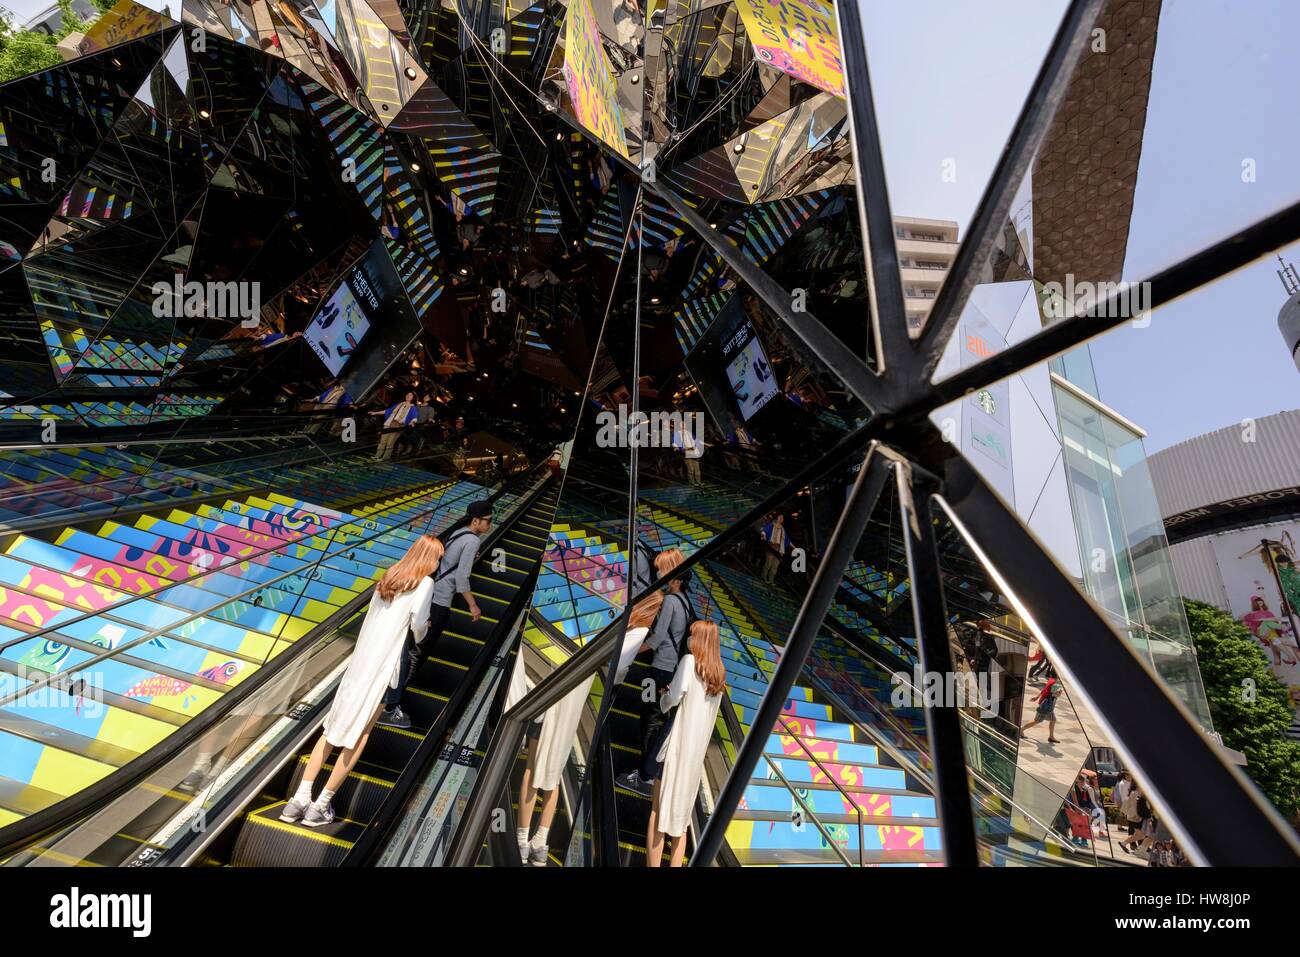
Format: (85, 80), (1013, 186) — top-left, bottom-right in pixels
(376, 534), (444, 601)
(628, 547), (685, 630)
(688, 620), (727, 696)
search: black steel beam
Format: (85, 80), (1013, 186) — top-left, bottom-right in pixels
(894, 461), (979, 866)
(835, 0), (912, 391)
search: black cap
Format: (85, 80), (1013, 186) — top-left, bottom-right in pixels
(466, 499), (493, 520)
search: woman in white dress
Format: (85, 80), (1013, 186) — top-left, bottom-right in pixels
(646, 619), (726, 867)
(280, 534), (444, 827)
(516, 547), (685, 865)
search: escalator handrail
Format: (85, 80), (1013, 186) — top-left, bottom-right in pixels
(0, 466), (541, 860)
(0, 431), (377, 522)
(0, 417), (502, 529)
(346, 474), (556, 866)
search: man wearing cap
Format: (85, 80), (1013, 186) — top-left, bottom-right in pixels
(379, 499), (492, 728)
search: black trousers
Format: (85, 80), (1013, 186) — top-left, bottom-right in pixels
(384, 603), (453, 708)
(638, 666), (676, 781)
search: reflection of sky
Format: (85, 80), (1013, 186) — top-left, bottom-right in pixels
(861, 0), (1300, 452)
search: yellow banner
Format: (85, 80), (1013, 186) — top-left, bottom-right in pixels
(563, 0), (630, 157)
(734, 0), (845, 98)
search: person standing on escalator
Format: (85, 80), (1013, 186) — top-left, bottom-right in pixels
(378, 499), (492, 728)
(646, 620), (727, 867)
(281, 534), (444, 828)
(615, 564), (693, 798)
(514, 549), (684, 866)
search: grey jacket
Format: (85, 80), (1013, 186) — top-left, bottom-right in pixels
(646, 592), (690, 671)
(432, 530), (480, 607)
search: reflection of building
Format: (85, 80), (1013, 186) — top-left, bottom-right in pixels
(1279, 258), (1300, 373)
(21, 0), (95, 34)
(927, 0), (1217, 732)
(895, 217), (958, 333)
(1148, 410), (1300, 736)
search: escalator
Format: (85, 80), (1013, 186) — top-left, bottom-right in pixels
(190, 480), (560, 866)
(0, 443), (495, 836)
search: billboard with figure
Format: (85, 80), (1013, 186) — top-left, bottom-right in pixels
(1210, 522), (1300, 716)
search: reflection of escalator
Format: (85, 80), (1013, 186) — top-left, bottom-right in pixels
(197, 483), (558, 866)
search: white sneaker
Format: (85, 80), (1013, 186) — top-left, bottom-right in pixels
(303, 800), (335, 828)
(529, 842), (549, 867)
(279, 796), (311, 823)
(518, 838), (530, 865)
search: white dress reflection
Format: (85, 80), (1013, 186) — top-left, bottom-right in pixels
(646, 620), (726, 867)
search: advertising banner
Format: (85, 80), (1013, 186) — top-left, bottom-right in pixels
(563, 0), (630, 157)
(734, 0), (845, 98)
(1210, 523), (1300, 715)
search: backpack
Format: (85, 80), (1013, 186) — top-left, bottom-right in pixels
(671, 590), (700, 659)
(632, 539), (658, 594)
(433, 529), (477, 583)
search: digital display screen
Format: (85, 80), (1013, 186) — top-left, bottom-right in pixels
(305, 270), (373, 375)
(721, 320), (778, 420)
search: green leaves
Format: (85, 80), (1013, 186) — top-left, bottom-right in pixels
(1187, 599), (1300, 819)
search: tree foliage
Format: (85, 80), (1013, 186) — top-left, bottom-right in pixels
(0, 0), (100, 84)
(1185, 598), (1300, 820)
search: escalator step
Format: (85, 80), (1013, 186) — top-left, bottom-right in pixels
(230, 803), (364, 867)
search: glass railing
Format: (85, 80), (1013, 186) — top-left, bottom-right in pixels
(0, 415), (508, 533)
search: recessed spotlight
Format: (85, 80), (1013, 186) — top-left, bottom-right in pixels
(198, 109), (211, 119)
(649, 296), (660, 304)
(512, 402), (518, 408)
(459, 267), (468, 275)
(630, 74), (639, 84)
(708, 223), (716, 229)
(404, 67), (418, 80)
(556, 132), (564, 141)
(410, 161), (421, 172)
(733, 142), (744, 154)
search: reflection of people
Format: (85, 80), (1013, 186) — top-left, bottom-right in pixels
(312, 380), (351, 434)
(646, 620), (727, 867)
(1019, 676), (1062, 743)
(516, 549), (681, 866)
(379, 501), (491, 728)
(760, 513), (786, 583)
(281, 535), (443, 827)
(372, 391), (418, 460)
(616, 550), (688, 797)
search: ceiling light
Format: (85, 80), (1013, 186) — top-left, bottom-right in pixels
(649, 296), (660, 304)
(708, 223), (716, 229)
(410, 161), (421, 172)
(404, 67), (418, 80)
(556, 132), (564, 141)
(198, 109), (211, 119)
(459, 267), (468, 275)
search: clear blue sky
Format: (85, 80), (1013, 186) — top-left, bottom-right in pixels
(859, 0), (1300, 452)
